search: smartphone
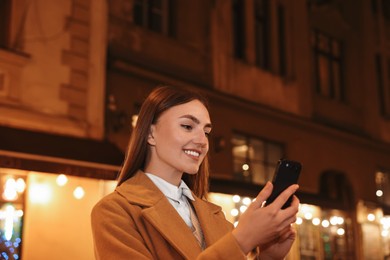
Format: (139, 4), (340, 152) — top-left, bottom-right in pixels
(265, 159), (302, 209)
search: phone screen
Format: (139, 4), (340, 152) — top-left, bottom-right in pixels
(265, 159), (301, 209)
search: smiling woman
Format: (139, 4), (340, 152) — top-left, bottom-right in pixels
(91, 85), (300, 260)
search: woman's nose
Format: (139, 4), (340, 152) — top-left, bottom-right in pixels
(194, 130), (208, 147)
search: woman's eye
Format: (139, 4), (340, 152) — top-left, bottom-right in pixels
(181, 124), (193, 130)
(204, 132), (210, 137)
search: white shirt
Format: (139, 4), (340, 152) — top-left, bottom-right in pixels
(145, 173), (195, 228)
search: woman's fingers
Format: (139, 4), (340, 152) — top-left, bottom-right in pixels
(270, 184), (299, 210)
(250, 182), (273, 209)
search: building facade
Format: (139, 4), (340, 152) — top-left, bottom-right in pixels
(1, 0), (390, 259)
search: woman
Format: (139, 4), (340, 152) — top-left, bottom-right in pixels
(91, 86), (299, 259)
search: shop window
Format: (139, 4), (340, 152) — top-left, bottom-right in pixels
(231, 133), (284, 184)
(296, 204), (354, 259)
(0, 0), (11, 48)
(374, 55), (390, 118)
(312, 30), (344, 101)
(376, 169), (390, 205)
(133, 0), (176, 36)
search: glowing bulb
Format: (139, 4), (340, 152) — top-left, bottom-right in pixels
(242, 197), (252, 205)
(304, 212), (313, 220)
(4, 205), (15, 240)
(367, 213), (376, 222)
(382, 230), (389, 237)
(56, 174), (68, 186)
(242, 164), (249, 171)
(232, 195), (241, 203)
(239, 205), (247, 213)
(3, 178), (18, 201)
(231, 208), (239, 217)
(73, 186), (85, 199)
(337, 228), (345, 236)
(322, 220), (330, 228)
(337, 217), (344, 225)
(377, 190), (383, 197)
(16, 178), (26, 193)
(330, 216), (339, 225)
(296, 217), (303, 225)
(312, 218), (321, 226)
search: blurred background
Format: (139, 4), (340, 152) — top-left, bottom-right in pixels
(0, 0), (390, 259)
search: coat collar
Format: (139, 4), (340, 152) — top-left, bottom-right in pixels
(116, 171), (229, 258)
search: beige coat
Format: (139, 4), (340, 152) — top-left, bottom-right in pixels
(91, 171), (247, 259)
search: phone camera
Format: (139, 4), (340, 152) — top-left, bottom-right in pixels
(286, 163), (289, 167)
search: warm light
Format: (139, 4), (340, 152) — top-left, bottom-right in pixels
(73, 186), (85, 199)
(132, 115), (139, 128)
(231, 208), (239, 217)
(239, 205), (247, 213)
(312, 218), (321, 226)
(382, 230), (389, 237)
(3, 178), (18, 201)
(304, 212), (313, 220)
(56, 174), (68, 186)
(242, 197), (252, 205)
(29, 183), (52, 204)
(4, 205), (15, 241)
(232, 195), (241, 203)
(234, 221), (239, 227)
(367, 213), (376, 222)
(330, 216), (339, 225)
(242, 164), (249, 171)
(377, 190), (383, 197)
(15, 178), (26, 193)
(322, 220), (330, 228)
(337, 217), (344, 225)
(296, 217), (303, 225)
(337, 228), (345, 236)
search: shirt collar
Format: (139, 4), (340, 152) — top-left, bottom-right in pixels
(145, 173), (195, 202)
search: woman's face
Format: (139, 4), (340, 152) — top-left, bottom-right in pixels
(146, 99), (212, 181)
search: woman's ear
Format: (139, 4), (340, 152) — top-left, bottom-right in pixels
(147, 125), (156, 146)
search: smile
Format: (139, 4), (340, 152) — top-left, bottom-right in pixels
(184, 150), (200, 157)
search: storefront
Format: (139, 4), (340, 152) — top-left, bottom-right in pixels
(0, 125), (123, 259)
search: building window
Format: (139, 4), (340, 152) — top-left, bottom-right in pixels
(375, 55), (390, 118)
(231, 133), (284, 184)
(232, 0), (246, 60)
(0, 0), (11, 48)
(254, 0), (270, 69)
(312, 30), (344, 101)
(133, 0), (175, 36)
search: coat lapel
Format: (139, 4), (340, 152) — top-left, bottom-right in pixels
(116, 171), (202, 259)
(191, 196), (233, 246)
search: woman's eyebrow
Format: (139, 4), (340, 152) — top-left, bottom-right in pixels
(180, 114), (212, 129)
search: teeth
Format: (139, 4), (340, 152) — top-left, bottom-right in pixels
(184, 150), (200, 157)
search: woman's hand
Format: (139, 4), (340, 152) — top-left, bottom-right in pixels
(259, 214), (297, 260)
(232, 182), (299, 255)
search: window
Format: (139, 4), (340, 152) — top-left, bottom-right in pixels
(254, 0), (270, 69)
(375, 55), (390, 117)
(133, 0), (175, 36)
(0, 0), (11, 48)
(231, 133), (284, 184)
(312, 30), (344, 101)
(232, 0), (246, 60)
